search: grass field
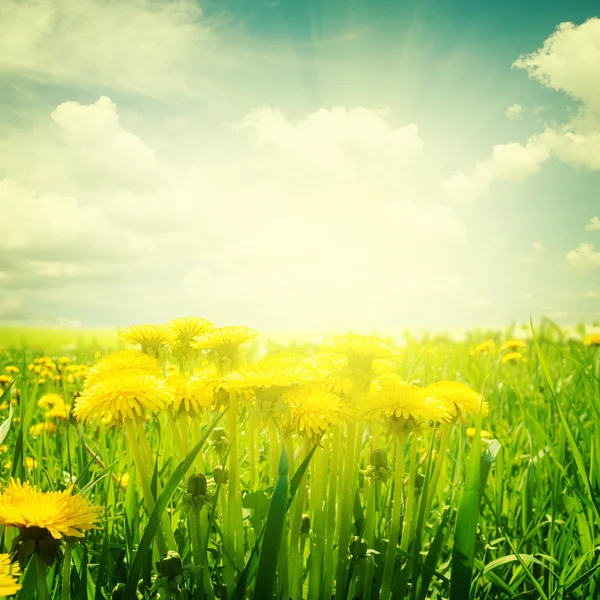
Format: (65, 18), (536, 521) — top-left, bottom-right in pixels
(0, 319), (598, 599)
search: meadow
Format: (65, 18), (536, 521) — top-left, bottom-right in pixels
(0, 318), (598, 600)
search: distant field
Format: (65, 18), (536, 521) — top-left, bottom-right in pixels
(0, 326), (121, 351)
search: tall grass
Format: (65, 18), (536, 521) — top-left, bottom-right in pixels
(0, 324), (598, 599)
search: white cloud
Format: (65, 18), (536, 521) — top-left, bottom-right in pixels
(566, 243), (600, 271)
(444, 18), (600, 202)
(443, 139), (549, 203)
(514, 19), (600, 113)
(0, 97), (470, 330)
(0, 0), (216, 98)
(505, 104), (523, 120)
(238, 106), (424, 179)
(50, 96), (162, 192)
(585, 216), (600, 231)
(585, 290), (600, 299)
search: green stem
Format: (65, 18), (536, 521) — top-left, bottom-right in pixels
(137, 422), (178, 552)
(379, 432), (406, 600)
(124, 419), (169, 556)
(323, 429), (342, 600)
(227, 391), (241, 570)
(308, 443), (326, 600)
(335, 419), (357, 600)
(289, 438), (309, 600)
(35, 555), (50, 600)
(399, 433), (419, 552)
(424, 424), (451, 516)
(62, 539), (73, 600)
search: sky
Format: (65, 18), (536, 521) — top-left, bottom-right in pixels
(0, 0), (599, 335)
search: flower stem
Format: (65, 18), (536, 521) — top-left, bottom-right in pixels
(424, 424), (451, 517)
(124, 419), (169, 556)
(379, 431), (406, 600)
(35, 555), (50, 600)
(335, 419), (357, 599)
(323, 429), (341, 600)
(399, 433), (419, 553)
(62, 539), (73, 600)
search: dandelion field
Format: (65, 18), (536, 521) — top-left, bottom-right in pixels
(0, 319), (599, 600)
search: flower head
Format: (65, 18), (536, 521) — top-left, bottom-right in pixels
(0, 480), (100, 540)
(0, 554), (21, 596)
(283, 385), (350, 437)
(168, 374), (215, 416)
(74, 370), (171, 426)
(362, 377), (450, 427)
(322, 334), (402, 393)
(427, 381), (488, 418)
(502, 352), (524, 364)
(168, 317), (214, 355)
(121, 324), (176, 356)
(466, 427), (492, 439)
(501, 339), (527, 351)
(470, 340), (496, 356)
(583, 333), (600, 347)
(85, 350), (162, 386)
(4, 366), (19, 375)
(38, 393), (64, 409)
(191, 326), (258, 364)
(29, 422), (57, 436)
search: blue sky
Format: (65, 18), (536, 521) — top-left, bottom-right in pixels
(0, 0), (598, 334)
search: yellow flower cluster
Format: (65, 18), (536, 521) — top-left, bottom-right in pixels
(0, 480), (100, 540)
(70, 319), (488, 439)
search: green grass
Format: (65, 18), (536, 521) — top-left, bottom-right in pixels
(0, 325), (598, 599)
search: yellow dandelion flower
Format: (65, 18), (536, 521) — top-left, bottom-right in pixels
(501, 339), (527, 351)
(4, 458), (38, 470)
(0, 479), (100, 540)
(362, 377), (450, 424)
(74, 369), (171, 426)
(116, 472), (129, 491)
(224, 354), (317, 393)
(502, 352), (524, 364)
(167, 317), (214, 354)
(283, 385), (350, 437)
(469, 340), (496, 356)
(168, 374), (214, 416)
(45, 401), (71, 421)
(85, 350), (162, 386)
(0, 375), (10, 387)
(0, 554), (21, 596)
(120, 324), (176, 355)
(4, 366), (19, 374)
(466, 427), (492, 439)
(427, 381), (489, 418)
(0, 445), (8, 454)
(583, 333), (600, 346)
(38, 393), (64, 409)
(0, 402), (8, 411)
(191, 325), (258, 360)
(29, 422), (57, 436)
(57, 357), (73, 365)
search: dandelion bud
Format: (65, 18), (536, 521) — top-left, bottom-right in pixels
(211, 427), (228, 442)
(349, 536), (368, 559)
(187, 473), (207, 496)
(300, 514), (311, 536)
(370, 448), (387, 469)
(213, 465), (229, 484)
(157, 551), (183, 579)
